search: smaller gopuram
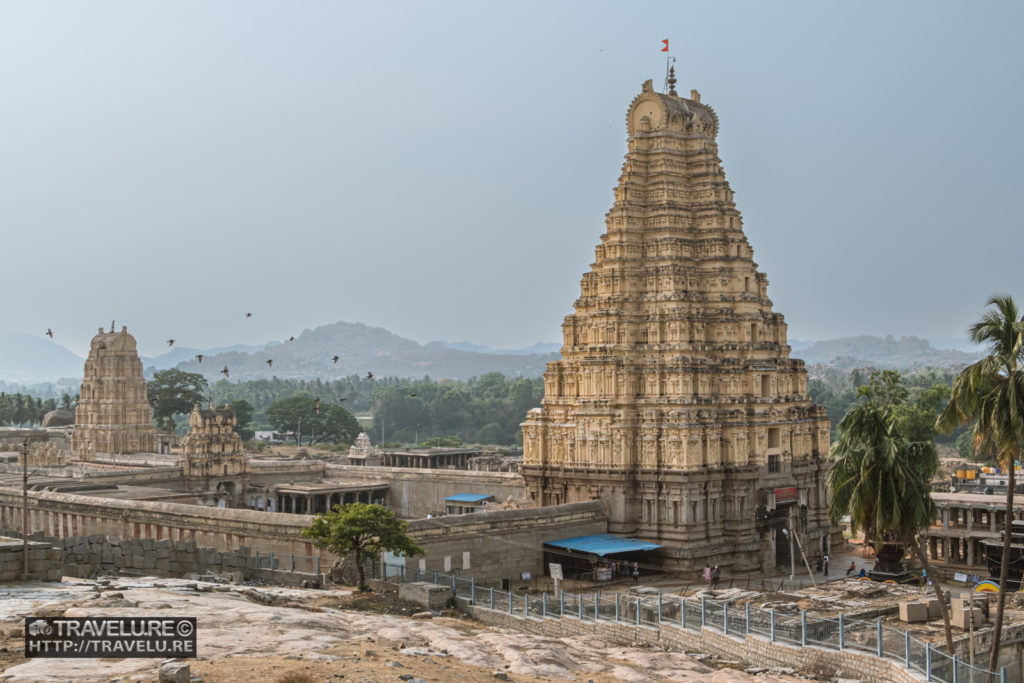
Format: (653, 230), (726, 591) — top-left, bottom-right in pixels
(180, 404), (248, 506)
(71, 326), (157, 458)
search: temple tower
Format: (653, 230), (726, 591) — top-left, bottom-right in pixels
(181, 404), (248, 506)
(521, 78), (831, 572)
(72, 326), (157, 458)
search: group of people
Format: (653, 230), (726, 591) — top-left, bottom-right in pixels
(702, 564), (721, 588)
(812, 553), (831, 576)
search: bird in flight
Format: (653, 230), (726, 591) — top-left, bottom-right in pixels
(221, 366), (230, 378)
(166, 339), (175, 347)
(266, 359), (273, 368)
(245, 313), (252, 318)
(338, 397), (347, 403)
(332, 355), (339, 364)
(288, 336), (295, 342)
(366, 371), (373, 379)
(409, 393), (417, 398)
(45, 328), (53, 338)
(196, 354), (204, 363)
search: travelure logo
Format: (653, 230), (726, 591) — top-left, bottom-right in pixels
(25, 617), (197, 658)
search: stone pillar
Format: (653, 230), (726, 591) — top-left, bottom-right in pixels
(967, 538), (974, 566)
(991, 510), (997, 532)
(967, 509), (974, 534)
(942, 508), (949, 530)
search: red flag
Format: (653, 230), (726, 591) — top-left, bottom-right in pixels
(661, 39), (669, 52)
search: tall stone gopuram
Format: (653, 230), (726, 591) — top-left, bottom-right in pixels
(521, 77), (831, 572)
(71, 326), (157, 458)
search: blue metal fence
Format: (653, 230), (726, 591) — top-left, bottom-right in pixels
(376, 564), (1005, 683)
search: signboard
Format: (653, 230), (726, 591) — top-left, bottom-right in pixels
(549, 563), (563, 580)
(774, 487), (797, 504)
(954, 572), (968, 583)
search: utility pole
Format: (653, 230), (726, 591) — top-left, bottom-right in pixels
(21, 440), (29, 581)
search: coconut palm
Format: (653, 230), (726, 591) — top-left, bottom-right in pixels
(937, 295), (1024, 670)
(829, 398), (954, 653)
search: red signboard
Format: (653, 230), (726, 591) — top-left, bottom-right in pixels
(774, 487), (797, 504)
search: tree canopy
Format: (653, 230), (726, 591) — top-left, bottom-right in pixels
(937, 295), (1024, 669)
(147, 369), (208, 432)
(265, 394), (360, 445)
(301, 502), (425, 590)
(827, 372), (951, 651)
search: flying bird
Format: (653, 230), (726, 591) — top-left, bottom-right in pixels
(366, 371), (373, 379)
(338, 398), (347, 403)
(332, 355), (339, 364)
(288, 336), (295, 342)
(221, 366), (230, 378)
(409, 393), (417, 398)
(245, 313), (252, 318)
(166, 339), (174, 347)
(266, 359), (273, 368)
(45, 328), (53, 338)
(196, 354), (204, 363)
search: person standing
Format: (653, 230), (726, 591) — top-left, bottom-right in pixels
(703, 564), (711, 587)
(632, 562), (639, 585)
(711, 565), (720, 589)
(823, 554), (830, 577)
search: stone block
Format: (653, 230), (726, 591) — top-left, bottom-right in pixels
(398, 582), (453, 611)
(158, 661), (190, 683)
(898, 602), (928, 623)
(951, 606), (984, 629)
(926, 598), (942, 619)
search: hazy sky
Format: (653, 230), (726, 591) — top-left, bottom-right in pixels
(2, 1), (1022, 357)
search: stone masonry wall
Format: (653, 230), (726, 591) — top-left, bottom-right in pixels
(324, 464), (525, 519)
(0, 539), (63, 582)
(461, 603), (922, 683)
(0, 530), (321, 587)
(0, 488), (603, 582)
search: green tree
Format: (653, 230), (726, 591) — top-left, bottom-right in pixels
(473, 422), (506, 445)
(222, 399), (255, 440)
(828, 395), (953, 652)
(301, 502), (425, 590)
(937, 295), (1024, 670)
(266, 395), (360, 445)
(147, 369), (208, 432)
(60, 393), (72, 410)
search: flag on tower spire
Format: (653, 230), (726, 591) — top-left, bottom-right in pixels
(661, 39), (669, 52)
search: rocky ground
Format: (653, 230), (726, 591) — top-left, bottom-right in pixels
(0, 577), (815, 683)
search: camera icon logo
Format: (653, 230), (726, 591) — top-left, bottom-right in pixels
(28, 620), (53, 637)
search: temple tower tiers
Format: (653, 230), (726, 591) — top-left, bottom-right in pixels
(181, 404), (246, 479)
(521, 79), (832, 572)
(72, 326), (157, 459)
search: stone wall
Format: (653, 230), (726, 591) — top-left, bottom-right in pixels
(0, 530), (321, 587)
(461, 603), (921, 683)
(0, 538), (63, 582)
(0, 487), (603, 582)
(324, 464), (525, 519)
(405, 501), (606, 581)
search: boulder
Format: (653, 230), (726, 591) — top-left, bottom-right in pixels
(158, 661), (190, 683)
(41, 410), (74, 427)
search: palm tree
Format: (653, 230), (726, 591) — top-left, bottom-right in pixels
(937, 295), (1024, 671)
(829, 398), (954, 653)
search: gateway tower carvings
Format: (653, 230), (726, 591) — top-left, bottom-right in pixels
(71, 326), (157, 458)
(521, 78), (831, 571)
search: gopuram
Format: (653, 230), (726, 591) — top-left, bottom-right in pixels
(71, 326), (157, 458)
(522, 75), (832, 572)
(180, 404), (248, 506)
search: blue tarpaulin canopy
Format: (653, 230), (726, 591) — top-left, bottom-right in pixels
(444, 494), (493, 503)
(543, 533), (662, 557)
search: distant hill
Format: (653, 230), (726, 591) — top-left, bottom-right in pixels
(173, 321), (558, 382)
(141, 343), (267, 374)
(0, 330), (85, 384)
(436, 340), (562, 355)
(794, 335), (982, 371)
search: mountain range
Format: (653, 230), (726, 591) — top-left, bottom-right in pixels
(0, 323), (984, 387)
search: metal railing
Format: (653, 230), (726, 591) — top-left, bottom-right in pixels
(369, 562), (1006, 683)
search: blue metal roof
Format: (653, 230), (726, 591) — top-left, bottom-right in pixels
(543, 533), (662, 557)
(445, 494), (493, 503)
